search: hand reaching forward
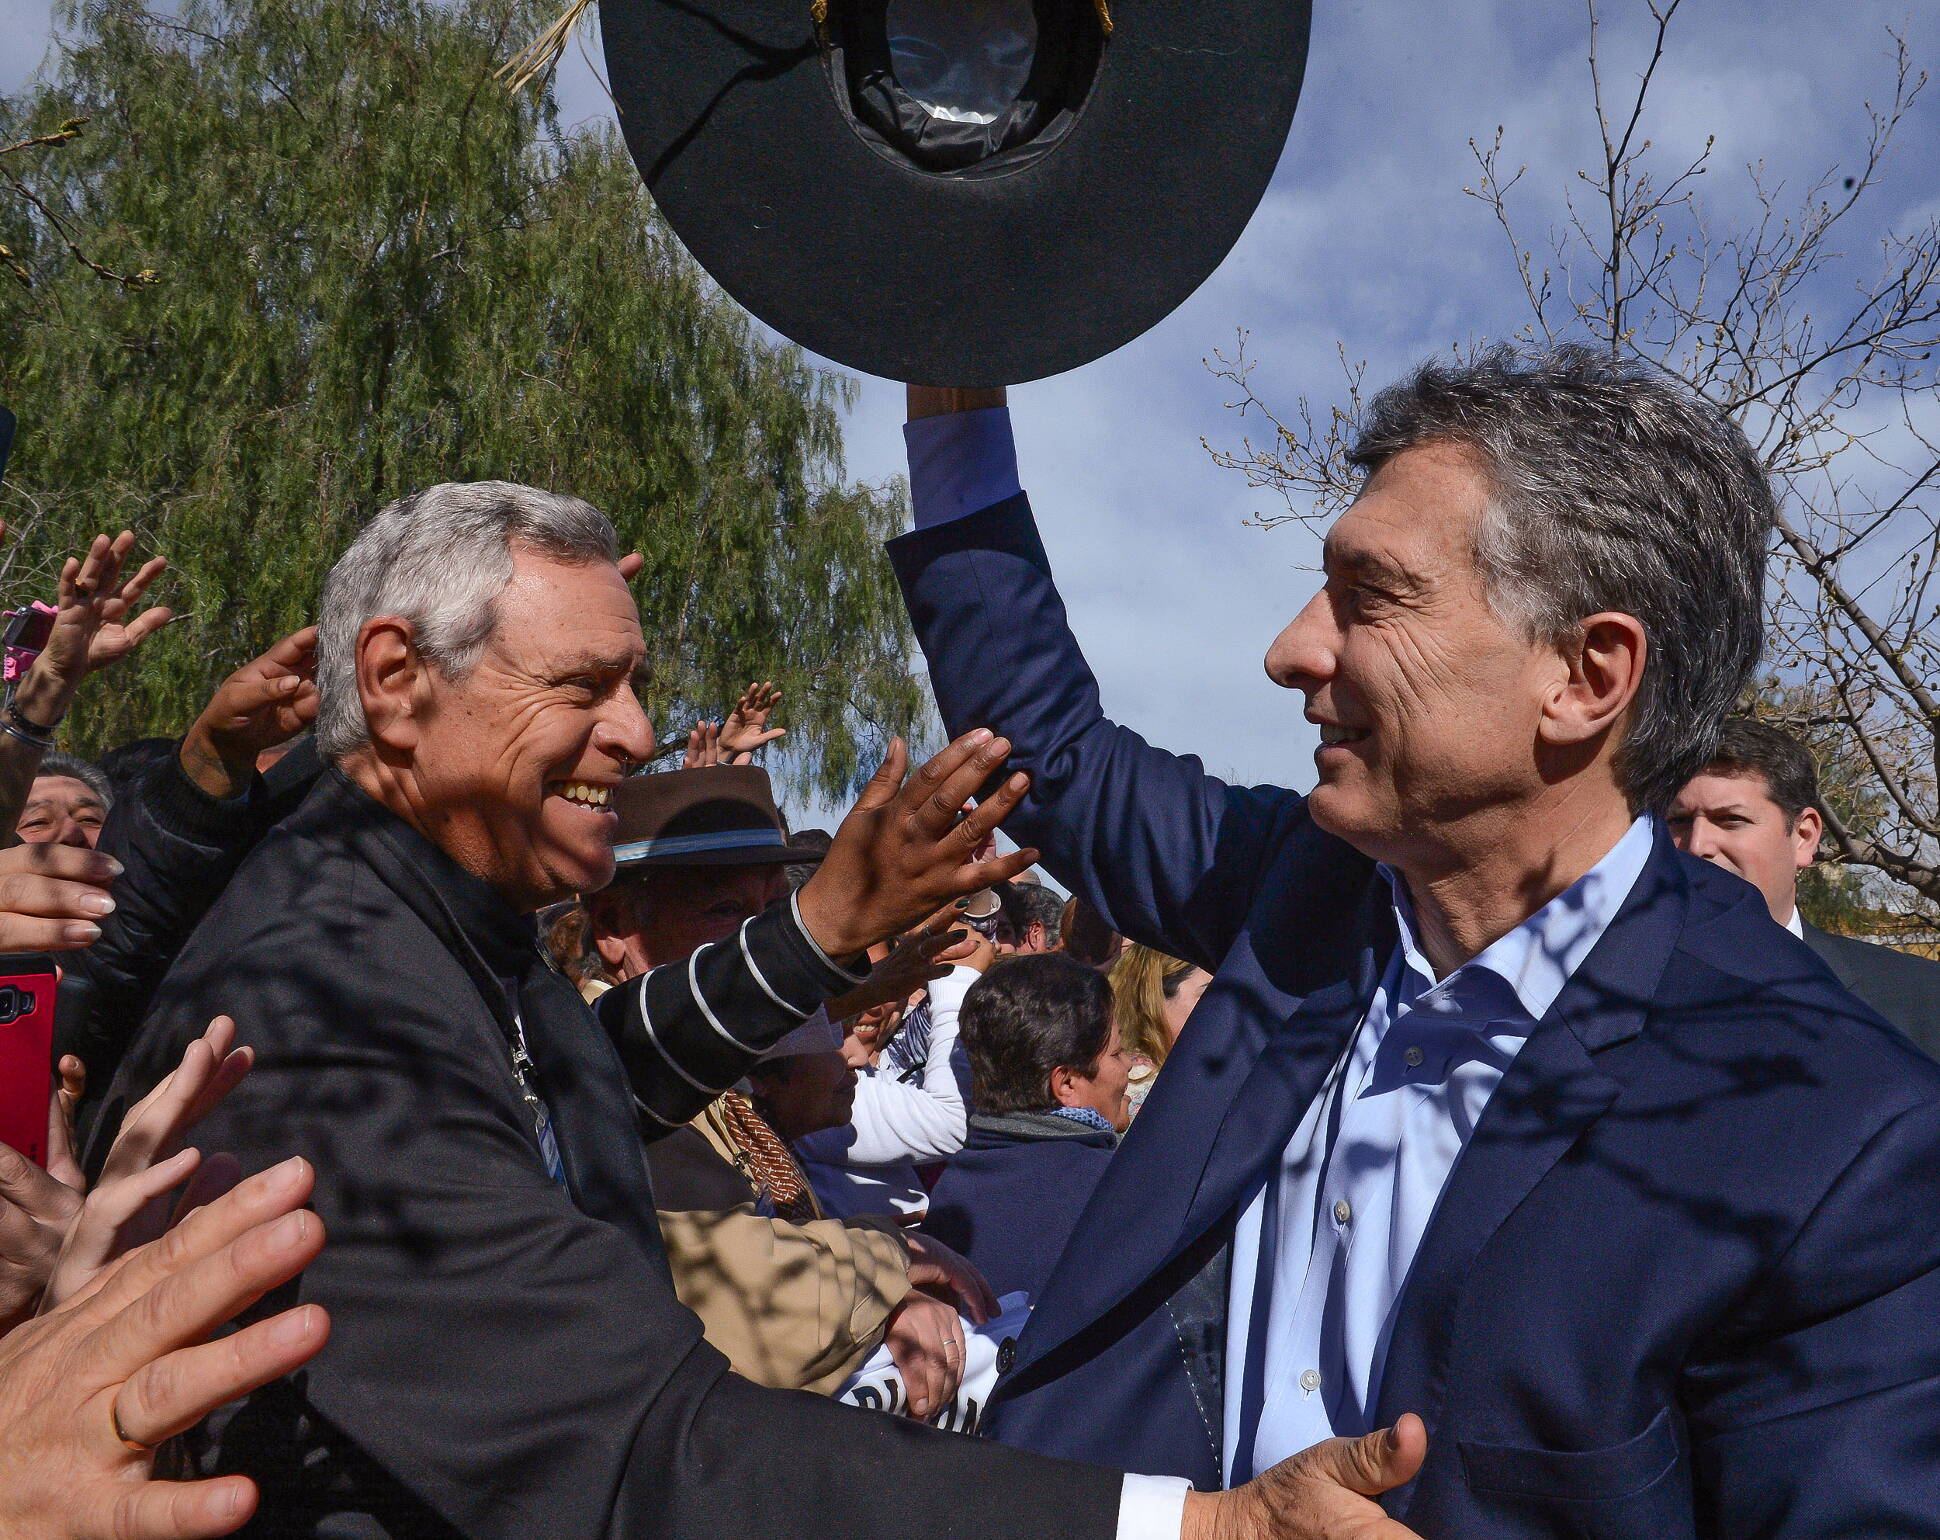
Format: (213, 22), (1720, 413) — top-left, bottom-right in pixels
(823, 921), (964, 1025)
(795, 730), (1038, 960)
(177, 628), (320, 799)
(1184, 1418), (1429, 1540)
(15, 531), (172, 728)
(0, 1155), (329, 1540)
(42, 1016), (254, 1310)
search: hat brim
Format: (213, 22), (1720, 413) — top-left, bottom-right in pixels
(614, 840), (828, 871)
(600, 0), (1312, 386)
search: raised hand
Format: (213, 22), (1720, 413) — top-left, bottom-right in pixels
(823, 920), (964, 1025)
(13, 532), (173, 730)
(0, 1155), (329, 1540)
(795, 730), (1039, 961)
(178, 628), (321, 799)
(718, 681), (786, 763)
(682, 720), (725, 770)
(1184, 1416), (1429, 1540)
(42, 1016), (254, 1310)
(0, 1102), (83, 1333)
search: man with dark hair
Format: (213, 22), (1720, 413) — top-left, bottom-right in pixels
(1670, 717), (1940, 1057)
(998, 878), (1068, 954)
(891, 343), (1940, 1537)
(927, 954), (1131, 1300)
(17, 751), (112, 848)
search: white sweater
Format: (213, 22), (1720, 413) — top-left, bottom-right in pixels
(798, 964), (978, 1218)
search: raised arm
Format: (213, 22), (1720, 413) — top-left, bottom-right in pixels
(886, 390), (1300, 971)
(598, 730), (1038, 1137)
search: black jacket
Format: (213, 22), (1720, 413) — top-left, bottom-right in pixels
(1803, 922), (1940, 1061)
(58, 751), (288, 1128)
(92, 770), (1118, 1538)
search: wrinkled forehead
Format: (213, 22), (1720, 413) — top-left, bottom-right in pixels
(25, 776), (106, 816)
(490, 550), (646, 659)
(1330, 443), (1493, 585)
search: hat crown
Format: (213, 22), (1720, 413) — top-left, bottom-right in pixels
(612, 766), (791, 868)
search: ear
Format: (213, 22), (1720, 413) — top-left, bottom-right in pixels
(1049, 1063), (1082, 1108)
(1538, 612), (1648, 748)
(356, 617), (425, 755)
(1791, 805), (1825, 870)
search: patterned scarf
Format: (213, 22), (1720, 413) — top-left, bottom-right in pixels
(1046, 1105), (1118, 1134)
(718, 1091), (819, 1225)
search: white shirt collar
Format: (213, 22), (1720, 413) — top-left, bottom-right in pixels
(1783, 905), (1804, 938)
(1380, 815), (1658, 1028)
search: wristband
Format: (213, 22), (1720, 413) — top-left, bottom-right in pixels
(1, 697), (59, 744)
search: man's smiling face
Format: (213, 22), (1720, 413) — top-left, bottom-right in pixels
(1263, 441), (1560, 865)
(408, 546), (654, 911)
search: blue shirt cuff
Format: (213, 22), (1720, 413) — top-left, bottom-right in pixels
(903, 406), (1022, 529)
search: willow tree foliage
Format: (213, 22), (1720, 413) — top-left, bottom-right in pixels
(0, 0), (923, 799)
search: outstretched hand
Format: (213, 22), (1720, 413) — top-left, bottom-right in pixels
(824, 922), (963, 1025)
(178, 628), (320, 799)
(42, 1016), (255, 1310)
(795, 730), (1039, 960)
(0, 1155), (329, 1540)
(1185, 1417), (1429, 1540)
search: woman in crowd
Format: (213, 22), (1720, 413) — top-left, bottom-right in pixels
(1109, 944), (1212, 1115)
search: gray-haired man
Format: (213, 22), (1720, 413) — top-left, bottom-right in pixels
(92, 481), (1398, 1539)
(892, 344), (1940, 1537)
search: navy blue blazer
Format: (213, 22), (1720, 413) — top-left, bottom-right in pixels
(924, 1113), (1118, 1302)
(889, 496), (1940, 1538)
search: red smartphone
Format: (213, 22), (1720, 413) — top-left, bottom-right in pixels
(0, 954), (61, 1166)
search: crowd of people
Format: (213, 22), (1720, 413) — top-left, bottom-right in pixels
(1, 344), (1938, 1539)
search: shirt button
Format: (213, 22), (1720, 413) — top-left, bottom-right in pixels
(1333, 1199), (1352, 1225)
(1300, 1369), (1323, 1393)
(1404, 1046), (1424, 1068)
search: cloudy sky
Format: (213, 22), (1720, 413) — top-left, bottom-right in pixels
(5, 0), (1936, 828)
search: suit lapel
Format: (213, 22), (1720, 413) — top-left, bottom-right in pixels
(1373, 831), (1690, 1456)
(1011, 939), (1386, 1382)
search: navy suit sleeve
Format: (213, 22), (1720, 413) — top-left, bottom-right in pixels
(1685, 1097), (1940, 1534)
(888, 495), (1301, 972)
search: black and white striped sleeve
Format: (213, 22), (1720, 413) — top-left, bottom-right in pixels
(593, 889), (869, 1139)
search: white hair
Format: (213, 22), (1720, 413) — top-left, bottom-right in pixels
(314, 481), (619, 760)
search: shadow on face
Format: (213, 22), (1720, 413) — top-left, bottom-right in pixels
(17, 775), (107, 849)
(393, 549), (654, 911)
(749, 1050), (857, 1142)
(1261, 443), (1574, 863)
(588, 863), (789, 979)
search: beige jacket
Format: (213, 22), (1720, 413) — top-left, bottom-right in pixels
(648, 1099), (912, 1394)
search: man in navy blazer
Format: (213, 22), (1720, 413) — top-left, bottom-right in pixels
(887, 346), (1940, 1539)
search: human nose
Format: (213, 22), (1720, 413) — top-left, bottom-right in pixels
(56, 819), (92, 850)
(1681, 820), (1720, 860)
(598, 682), (656, 772)
(1264, 587), (1335, 692)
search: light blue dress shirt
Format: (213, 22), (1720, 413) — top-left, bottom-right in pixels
(901, 405), (1655, 1533)
(1224, 814), (1657, 1481)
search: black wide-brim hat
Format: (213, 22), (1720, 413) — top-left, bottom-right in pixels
(600, 0), (1312, 386)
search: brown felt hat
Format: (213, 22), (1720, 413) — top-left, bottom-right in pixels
(610, 766), (829, 871)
